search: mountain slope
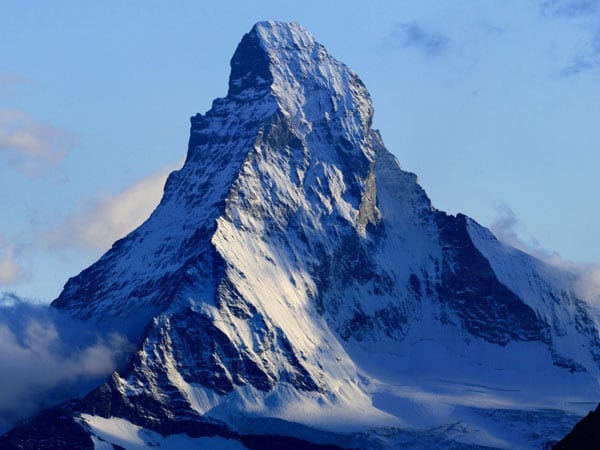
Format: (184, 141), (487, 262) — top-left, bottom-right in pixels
(554, 403), (600, 449)
(3, 21), (600, 449)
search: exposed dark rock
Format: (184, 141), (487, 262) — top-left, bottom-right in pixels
(554, 404), (600, 449)
(436, 213), (547, 345)
(0, 407), (93, 450)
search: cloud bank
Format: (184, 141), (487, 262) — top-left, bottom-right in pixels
(0, 293), (132, 433)
(41, 161), (181, 253)
(0, 109), (78, 175)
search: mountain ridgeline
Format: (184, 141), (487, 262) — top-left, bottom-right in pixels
(2, 21), (599, 450)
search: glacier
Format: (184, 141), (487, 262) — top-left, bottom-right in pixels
(1, 20), (599, 450)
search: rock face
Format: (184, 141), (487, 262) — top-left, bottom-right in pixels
(2, 21), (600, 449)
(554, 404), (600, 449)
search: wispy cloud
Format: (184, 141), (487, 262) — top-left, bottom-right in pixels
(541, 0), (600, 17)
(41, 160), (181, 253)
(0, 238), (25, 286)
(540, 0), (600, 75)
(388, 21), (451, 58)
(479, 20), (506, 36)
(0, 109), (78, 175)
(0, 294), (131, 432)
(0, 74), (31, 92)
(561, 30), (600, 75)
(490, 203), (600, 303)
(489, 204), (551, 259)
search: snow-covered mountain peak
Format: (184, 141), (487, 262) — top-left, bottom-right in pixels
(228, 20), (373, 142)
(13, 21), (599, 450)
(253, 21), (315, 50)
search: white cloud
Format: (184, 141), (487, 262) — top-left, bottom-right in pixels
(490, 203), (600, 303)
(0, 109), (78, 175)
(574, 266), (600, 303)
(42, 160), (182, 253)
(0, 296), (131, 432)
(489, 204), (550, 258)
(0, 239), (25, 286)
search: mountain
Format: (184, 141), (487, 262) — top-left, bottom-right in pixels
(2, 21), (600, 449)
(554, 403), (600, 449)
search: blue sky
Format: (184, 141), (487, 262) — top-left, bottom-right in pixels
(1, 0), (599, 301)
